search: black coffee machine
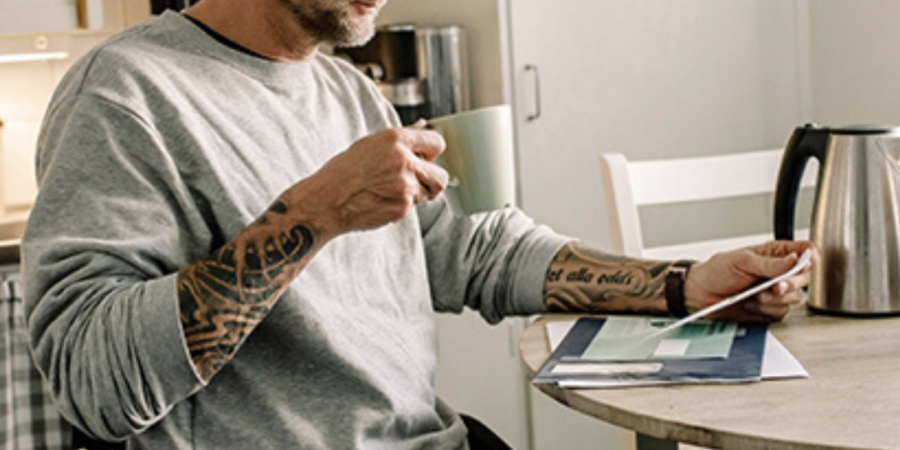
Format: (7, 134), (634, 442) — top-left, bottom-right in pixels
(150, 0), (198, 14)
(336, 23), (470, 124)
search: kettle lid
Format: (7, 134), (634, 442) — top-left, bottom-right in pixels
(830, 124), (900, 135)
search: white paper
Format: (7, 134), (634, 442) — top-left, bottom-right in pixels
(760, 331), (808, 379)
(551, 362), (663, 376)
(654, 339), (691, 357)
(545, 320), (576, 351)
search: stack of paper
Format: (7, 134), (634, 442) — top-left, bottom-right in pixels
(533, 316), (807, 388)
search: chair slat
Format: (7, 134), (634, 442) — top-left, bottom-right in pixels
(600, 149), (814, 259)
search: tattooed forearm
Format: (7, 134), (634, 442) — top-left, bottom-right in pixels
(543, 242), (672, 315)
(177, 199), (316, 381)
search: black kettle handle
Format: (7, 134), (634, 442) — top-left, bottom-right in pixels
(774, 124), (828, 240)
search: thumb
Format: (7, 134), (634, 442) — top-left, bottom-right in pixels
(749, 252), (800, 279)
(407, 118), (428, 130)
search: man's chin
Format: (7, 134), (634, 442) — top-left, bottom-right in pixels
(332, 24), (376, 48)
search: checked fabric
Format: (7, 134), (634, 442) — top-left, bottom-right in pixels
(0, 267), (71, 450)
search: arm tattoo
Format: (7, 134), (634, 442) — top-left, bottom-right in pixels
(543, 242), (672, 315)
(177, 199), (315, 381)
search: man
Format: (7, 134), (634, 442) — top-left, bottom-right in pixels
(21, 0), (815, 449)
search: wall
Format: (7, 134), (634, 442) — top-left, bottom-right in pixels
(808, 0), (900, 125)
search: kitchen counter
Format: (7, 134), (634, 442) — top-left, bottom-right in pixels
(0, 214), (26, 265)
(0, 239), (19, 265)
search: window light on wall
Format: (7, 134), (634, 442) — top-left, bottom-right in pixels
(0, 34), (70, 65)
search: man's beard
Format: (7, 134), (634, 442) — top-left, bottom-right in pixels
(280, 0), (377, 47)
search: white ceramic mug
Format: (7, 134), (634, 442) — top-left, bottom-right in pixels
(429, 104), (516, 216)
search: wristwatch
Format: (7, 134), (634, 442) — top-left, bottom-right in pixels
(665, 260), (696, 318)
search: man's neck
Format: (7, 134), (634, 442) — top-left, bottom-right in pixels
(182, 14), (270, 60)
(183, 0), (320, 62)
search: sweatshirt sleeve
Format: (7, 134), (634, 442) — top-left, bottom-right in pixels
(417, 197), (571, 323)
(23, 94), (208, 441)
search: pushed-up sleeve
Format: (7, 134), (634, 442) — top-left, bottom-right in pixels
(23, 94), (209, 441)
(417, 197), (570, 324)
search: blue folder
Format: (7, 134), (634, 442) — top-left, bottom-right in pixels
(532, 317), (768, 387)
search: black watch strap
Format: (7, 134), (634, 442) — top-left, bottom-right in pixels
(665, 260), (696, 318)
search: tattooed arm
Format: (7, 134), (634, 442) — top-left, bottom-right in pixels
(177, 198), (321, 381)
(544, 242), (671, 315)
(543, 240), (817, 321)
(177, 126), (449, 381)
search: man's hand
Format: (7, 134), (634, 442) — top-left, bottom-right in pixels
(286, 122), (449, 239)
(684, 240), (819, 322)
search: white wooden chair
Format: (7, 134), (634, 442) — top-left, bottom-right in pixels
(599, 149), (816, 261)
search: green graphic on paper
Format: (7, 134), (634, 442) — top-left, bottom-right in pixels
(581, 316), (737, 361)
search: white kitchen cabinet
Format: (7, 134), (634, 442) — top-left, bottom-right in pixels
(381, 1), (810, 449)
(432, 312), (532, 450)
(0, 0), (106, 34)
(506, 0), (810, 250)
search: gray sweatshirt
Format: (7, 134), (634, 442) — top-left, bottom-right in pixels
(22, 11), (568, 450)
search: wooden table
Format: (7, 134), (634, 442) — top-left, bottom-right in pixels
(520, 309), (900, 450)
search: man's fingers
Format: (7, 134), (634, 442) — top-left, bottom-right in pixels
(754, 241), (820, 272)
(759, 274), (809, 303)
(739, 250), (802, 283)
(413, 159), (449, 201)
(401, 126), (446, 162)
(743, 300), (791, 321)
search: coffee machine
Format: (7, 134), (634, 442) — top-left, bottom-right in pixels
(150, 0), (198, 14)
(336, 23), (470, 124)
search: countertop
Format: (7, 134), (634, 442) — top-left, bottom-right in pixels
(0, 213), (26, 265)
(0, 239), (19, 265)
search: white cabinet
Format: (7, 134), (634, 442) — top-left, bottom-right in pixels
(433, 312), (532, 450)
(0, 0), (105, 34)
(505, 0), (809, 250)
(379, 1), (809, 449)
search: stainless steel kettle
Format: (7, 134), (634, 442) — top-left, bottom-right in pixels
(775, 123), (900, 315)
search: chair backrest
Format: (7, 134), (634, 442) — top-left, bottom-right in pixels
(599, 149), (816, 261)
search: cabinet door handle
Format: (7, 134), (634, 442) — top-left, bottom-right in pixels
(525, 64), (541, 122)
